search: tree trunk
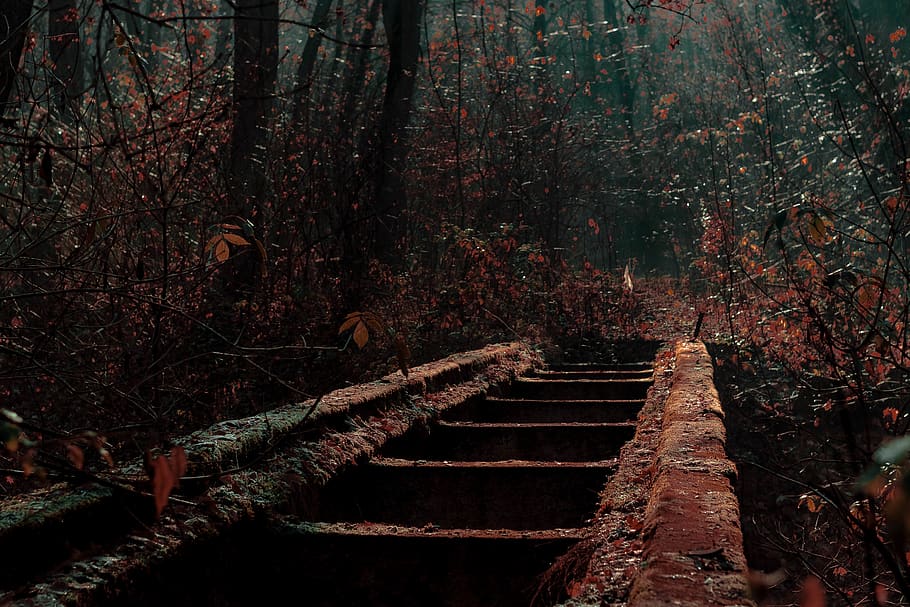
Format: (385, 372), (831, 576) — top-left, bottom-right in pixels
(231, 0), (278, 216)
(48, 0), (83, 118)
(291, 0), (334, 123)
(603, 0), (634, 137)
(373, 0), (424, 266)
(229, 0), (278, 292)
(0, 0), (33, 116)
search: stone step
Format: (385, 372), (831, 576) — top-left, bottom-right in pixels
(310, 457), (615, 530)
(445, 397), (645, 423)
(509, 376), (653, 400)
(267, 522), (582, 607)
(119, 521), (584, 607)
(384, 421), (636, 461)
(547, 362), (653, 372)
(533, 368), (654, 380)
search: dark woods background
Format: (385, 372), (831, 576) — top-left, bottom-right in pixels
(1, 2), (910, 601)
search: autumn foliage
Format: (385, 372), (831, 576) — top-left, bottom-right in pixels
(0, 0), (908, 598)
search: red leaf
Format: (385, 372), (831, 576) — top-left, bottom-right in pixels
(170, 446), (187, 478)
(66, 444), (84, 470)
(149, 456), (174, 517)
(145, 446), (187, 518)
(800, 576), (826, 607)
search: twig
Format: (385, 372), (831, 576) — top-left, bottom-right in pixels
(691, 311), (705, 341)
(480, 306), (524, 341)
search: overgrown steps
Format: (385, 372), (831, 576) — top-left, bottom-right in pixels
(275, 360), (655, 607)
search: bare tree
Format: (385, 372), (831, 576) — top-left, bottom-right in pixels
(229, 0), (278, 290)
(374, 0), (425, 265)
(0, 0), (34, 115)
(48, 0), (83, 117)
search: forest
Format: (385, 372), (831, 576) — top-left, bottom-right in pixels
(0, 0), (909, 604)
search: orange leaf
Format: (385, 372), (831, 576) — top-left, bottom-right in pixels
(66, 444), (84, 470)
(99, 447), (114, 468)
(798, 493), (823, 513)
(338, 312), (362, 334)
(807, 214), (828, 245)
(148, 455), (175, 517)
(876, 584), (889, 605)
(169, 446), (187, 478)
(800, 576), (826, 607)
(362, 312), (386, 335)
(214, 238), (229, 262)
(145, 447), (187, 518)
(339, 311), (385, 348)
(353, 321), (369, 348)
(222, 233), (250, 246)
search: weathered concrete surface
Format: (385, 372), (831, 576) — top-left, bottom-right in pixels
(630, 341), (754, 607)
(0, 342), (535, 606)
(548, 345), (674, 607)
(384, 420), (635, 461)
(315, 457), (616, 530)
(555, 341), (754, 607)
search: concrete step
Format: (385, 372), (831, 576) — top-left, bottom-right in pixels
(384, 421), (636, 461)
(311, 457), (615, 530)
(263, 521), (583, 607)
(533, 369), (654, 380)
(120, 521), (584, 607)
(509, 376), (653, 400)
(547, 362), (653, 372)
(445, 397), (645, 423)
